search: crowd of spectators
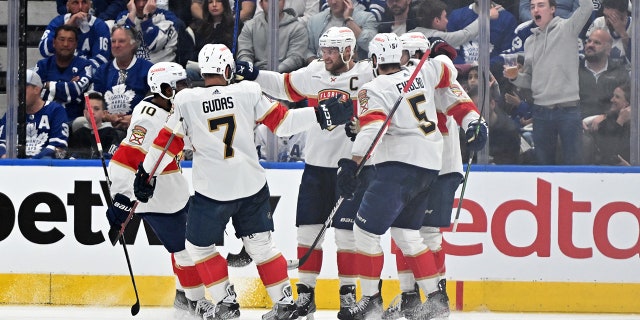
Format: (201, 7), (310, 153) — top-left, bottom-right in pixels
(0, 0), (634, 166)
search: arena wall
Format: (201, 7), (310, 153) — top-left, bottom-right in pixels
(0, 161), (638, 313)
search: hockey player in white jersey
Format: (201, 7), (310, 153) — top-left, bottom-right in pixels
(380, 32), (487, 320)
(235, 26), (376, 318)
(105, 62), (211, 319)
(335, 33), (487, 320)
(133, 43), (353, 320)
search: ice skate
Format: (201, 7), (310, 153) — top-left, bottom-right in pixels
(381, 284), (421, 320)
(336, 291), (383, 320)
(188, 298), (216, 319)
(262, 285), (298, 320)
(414, 290), (450, 320)
(295, 283), (315, 319)
(338, 284), (356, 315)
(200, 284), (240, 320)
(173, 289), (192, 319)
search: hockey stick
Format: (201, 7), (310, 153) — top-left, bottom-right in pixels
(111, 117), (185, 246)
(85, 94), (140, 316)
(287, 52), (431, 270)
(231, 0), (240, 55)
(451, 72), (488, 232)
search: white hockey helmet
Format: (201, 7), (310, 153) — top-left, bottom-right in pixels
(319, 26), (356, 63)
(399, 32), (430, 58)
(368, 33), (403, 70)
(148, 61), (187, 100)
(198, 43), (235, 83)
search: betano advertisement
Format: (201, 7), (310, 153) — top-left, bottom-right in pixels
(0, 163), (638, 312)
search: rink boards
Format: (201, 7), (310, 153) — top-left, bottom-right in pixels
(0, 161), (639, 313)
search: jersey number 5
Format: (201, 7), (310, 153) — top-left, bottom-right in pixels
(208, 115), (236, 159)
(407, 93), (436, 136)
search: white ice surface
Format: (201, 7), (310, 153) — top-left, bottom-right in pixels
(0, 306), (639, 320)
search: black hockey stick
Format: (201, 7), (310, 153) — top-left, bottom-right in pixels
(451, 71), (488, 232)
(111, 117), (185, 246)
(85, 94), (140, 316)
(287, 52), (431, 270)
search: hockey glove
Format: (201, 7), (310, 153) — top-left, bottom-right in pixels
(337, 158), (358, 199)
(465, 119), (488, 152)
(344, 117), (360, 141)
(133, 162), (156, 203)
(428, 37), (458, 61)
(106, 193), (134, 228)
(234, 60), (259, 81)
(316, 94), (354, 130)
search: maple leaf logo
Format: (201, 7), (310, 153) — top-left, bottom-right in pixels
(104, 84), (136, 115)
(25, 122), (48, 156)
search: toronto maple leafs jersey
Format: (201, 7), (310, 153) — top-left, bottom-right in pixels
(115, 9), (179, 63)
(255, 124), (306, 162)
(142, 80), (319, 201)
(447, 3), (518, 65)
(109, 97), (190, 213)
(39, 14), (111, 71)
(0, 101), (69, 158)
(92, 57), (153, 116)
(254, 60), (373, 167)
(35, 55), (93, 121)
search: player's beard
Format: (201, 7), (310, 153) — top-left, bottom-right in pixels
(325, 58), (347, 75)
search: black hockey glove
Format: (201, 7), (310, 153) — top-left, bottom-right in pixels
(316, 94), (354, 130)
(133, 162), (156, 203)
(234, 60), (259, 81)
(344, 117), (360, 141)
(465, 119), (488, 152)
(428, 37), (458, 61)
(106, 193), (133, 228)
(337, 158), (358, 199)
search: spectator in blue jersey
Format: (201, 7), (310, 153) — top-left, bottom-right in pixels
(519, 0), (580, 22)
(41, 0), (111, 73)
(306, 0), (378, 62)
(447, 0), (517, 67)
(56, 0), (128, 21)
(320, 0), (386, 21)
(114, 0), (184, 64)
(35, 25), (94, 123)
(237, 0), (308, 72)
(92, 25), (153, 130)
(586, 0), (631, 67)
(67, 92), (125, 159)
(505, 0), (593, 165)
(0, 70), (70, 159)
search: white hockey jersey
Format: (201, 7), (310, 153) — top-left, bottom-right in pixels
(354, 56), (480, 170)
(255, 60), (374, 168)
(142, 80), (319, 201)
(109, 97), (190, 213)
(434, 78), (479, 175)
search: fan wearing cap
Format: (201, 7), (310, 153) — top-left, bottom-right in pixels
(0, 70), (69, 159)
